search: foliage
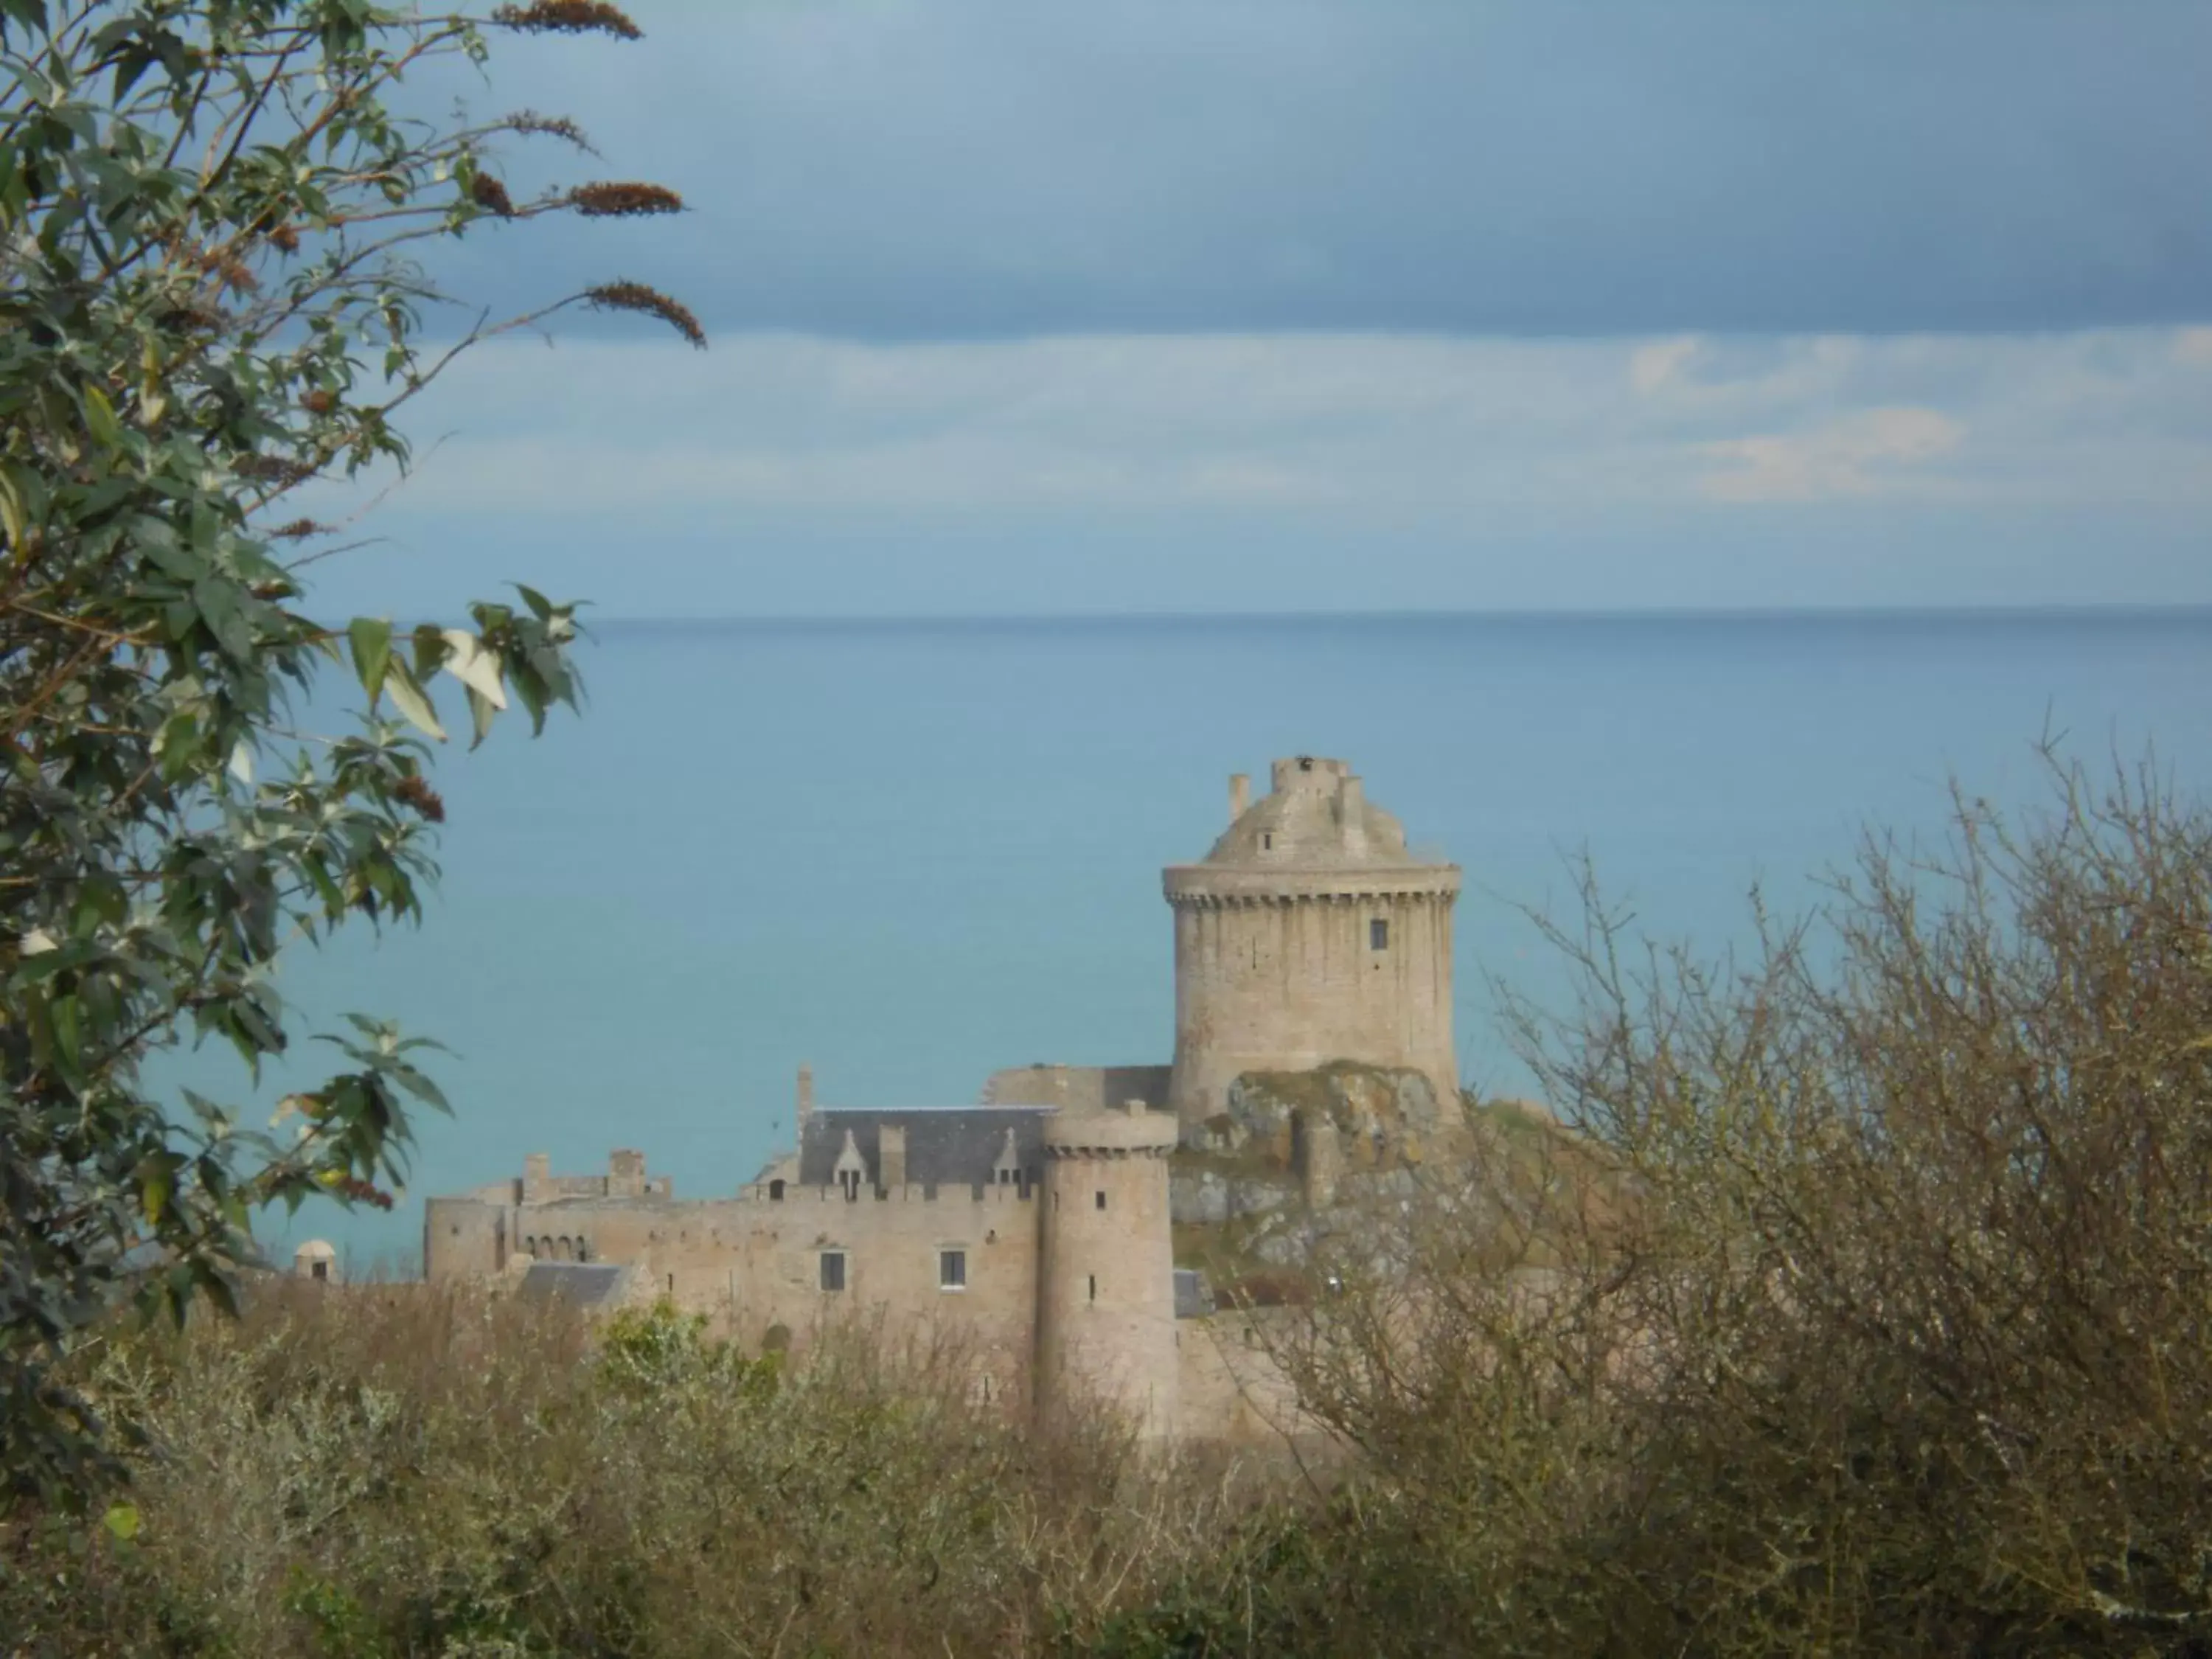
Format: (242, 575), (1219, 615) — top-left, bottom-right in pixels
(1258, 754), (2212, 1655)
(0, 0), (698, 1507)
(0, 1283), (1251, 1656)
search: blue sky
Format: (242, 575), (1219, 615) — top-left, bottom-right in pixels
(302, 0), (2212, 617)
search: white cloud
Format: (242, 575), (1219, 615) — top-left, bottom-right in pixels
(1630, 335), (1700, 395)
(305, 325), (2212, 531)
(1696, 407), (1966, 503)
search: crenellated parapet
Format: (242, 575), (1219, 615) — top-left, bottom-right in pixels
(1164, 880), (1461, 908)
(1040, 1098), (1180, 1160)
(740, 1180), (1038, 1205)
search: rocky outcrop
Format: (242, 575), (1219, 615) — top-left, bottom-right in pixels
(1206, 1060), (1449, 1165)
(1170, 1060), (1467, 1228)
(1169, 1163), (1296, 1227)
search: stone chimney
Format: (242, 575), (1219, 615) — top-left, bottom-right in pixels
(608, 1148), (646, 1198)
(523, 1151), (550, 1203)
(796, 1064), (814, 1136)
(1229, 772), (1250, 821)
(1299, 1111), (1343, 1208)
(1337, 773), (1366, 847)
(1337, 771), (1363, 821)
(879, 1123), (907, 1189)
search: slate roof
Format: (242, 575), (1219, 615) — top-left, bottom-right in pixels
(796, 1106), (1052, 1189)
(518, 1262), (633, 1309)
(1174, 1269), (1216, 1320)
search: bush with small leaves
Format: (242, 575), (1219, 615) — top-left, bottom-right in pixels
(0, 0), (699, 1509)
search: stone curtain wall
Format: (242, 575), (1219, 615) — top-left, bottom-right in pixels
(428, 1183), (1044, 1403)
(978, 1065), (1171, 1112)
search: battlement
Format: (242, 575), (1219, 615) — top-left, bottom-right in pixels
(1270, 754), (1349, 791)
(1163, 868), (1461, 904)
(519, 1149), (672, 1205)
(741, 1180), (1037, 1205)
(1041, 1101), (1180, 1158)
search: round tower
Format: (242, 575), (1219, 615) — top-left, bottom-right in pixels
(1164, 756), (1461, 1141)
(1034, 1101), (1180, 1439)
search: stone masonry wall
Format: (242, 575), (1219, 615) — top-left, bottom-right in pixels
(429, 1183), (1043, 1405)
(980, 1064), (1171, 1112)
(1166, 883), (1459, 1136)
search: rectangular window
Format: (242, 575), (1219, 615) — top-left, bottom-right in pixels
(1088, 1273), (1098, 1302)
(939, 1248), (967, 1290)
(819, 1251), (846, 1293)
(1370, 917), (1389, 950)
(1095, 1190), (1107, 1211)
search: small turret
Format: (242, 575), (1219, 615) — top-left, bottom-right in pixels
(1034, 1101), (1179, 1439)
(293, 1239), (339, 1284)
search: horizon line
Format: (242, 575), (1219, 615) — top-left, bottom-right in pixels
(590, 602), (2212, 629)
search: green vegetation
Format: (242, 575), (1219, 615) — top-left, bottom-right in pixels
(0, 0), (694, 1506)
(0, 1287), (1259, 1655)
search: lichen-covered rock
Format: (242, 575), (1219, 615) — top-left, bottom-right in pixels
(1230, 1178), (1295, 1219)
(1168, 1162), (1299, 1227)
(1222, 1060), (1446, 1172)
(1170, 1166), (1231, 1226)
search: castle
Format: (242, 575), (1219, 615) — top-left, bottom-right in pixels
(422, 756), (1461, 1438)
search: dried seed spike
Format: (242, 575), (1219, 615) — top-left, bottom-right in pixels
(502, 109), (599, 156)
(582, 282), (706, 350)
(491, 1), (641, 41)
(564, 181), (684, 218)
(469, 174), (515, 218)
(393, 773), (448, 824)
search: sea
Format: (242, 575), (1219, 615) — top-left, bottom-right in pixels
(195, 610), (2212, 1274)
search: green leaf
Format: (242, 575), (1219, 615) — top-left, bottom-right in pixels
(347, 616), (392, 703)
(410, 622), (450, 683)
(191, 575), (254, 662)
(390, 1063), (451, 1113)
(49, 992), (81, 1070)
(383, 659), (446, 742)
(102, 1503), (140, 1543)
(82, 383), (122, 449)
(142, 1164), (170, 1226)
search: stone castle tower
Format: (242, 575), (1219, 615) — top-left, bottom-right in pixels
(1164, 756), (1461, 1140)
(1034, 1100), (1180, 1437)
